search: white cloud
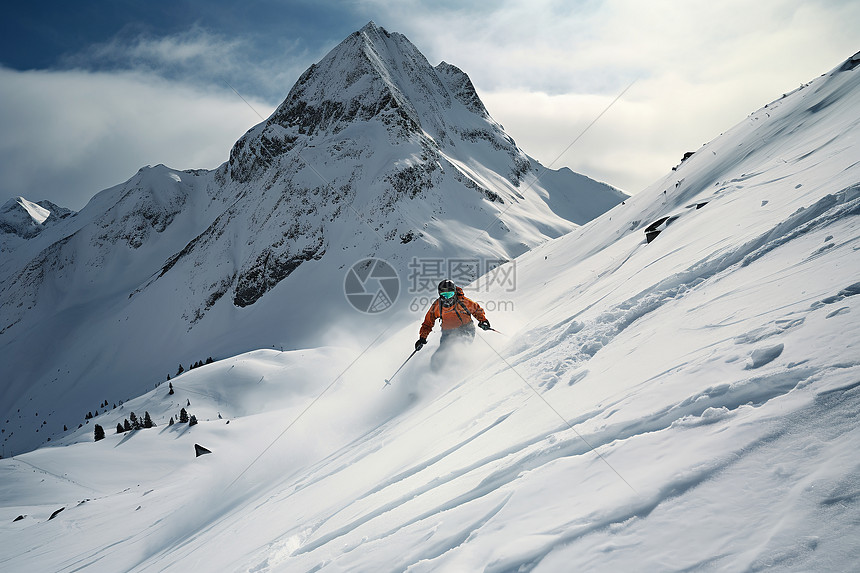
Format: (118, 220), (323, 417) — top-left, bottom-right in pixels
(359, 0), (860, 192)
(0, 66), (275, 210)
(59, 26), (319, 105)
(0, 27), (338, 210)
(480, 70), (786, 194)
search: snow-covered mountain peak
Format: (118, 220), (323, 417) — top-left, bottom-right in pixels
(228, 22), (511, 185)
(0, 196), (74, 243)
(434, 60), (489, 115)
(11, 197), (49, 224)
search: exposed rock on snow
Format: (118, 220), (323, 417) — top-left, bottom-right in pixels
(194, 444), (212, 457)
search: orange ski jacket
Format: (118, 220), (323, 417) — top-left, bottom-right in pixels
(419, 287), (487, 339)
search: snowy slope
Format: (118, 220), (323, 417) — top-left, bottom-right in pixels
(0, 23), (624, 457)
(1, 51), (858, 572)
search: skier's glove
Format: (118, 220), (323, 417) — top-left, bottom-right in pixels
(478, 320), (491, 331)
(415, 337), (427, 351)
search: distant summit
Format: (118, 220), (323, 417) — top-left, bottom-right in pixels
(0, 196), (73, 238)
(229, 21), (529, 188)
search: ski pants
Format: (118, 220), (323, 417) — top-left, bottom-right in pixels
(431, 321), (475, 373)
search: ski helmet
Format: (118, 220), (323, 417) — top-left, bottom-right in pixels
(437, 279), (456, 296)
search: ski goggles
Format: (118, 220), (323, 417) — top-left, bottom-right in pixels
(439, 291), (456, 299)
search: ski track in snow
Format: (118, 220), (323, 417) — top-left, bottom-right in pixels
(513, 188), (859, 392)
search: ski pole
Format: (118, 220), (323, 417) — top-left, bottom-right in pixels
(480, 326), (504, 335)
(382, 349), (418, 389)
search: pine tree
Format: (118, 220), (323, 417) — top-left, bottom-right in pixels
(123, 419), (131, 432)
(206, 357), (214, 364)
(186, 399), (191, 407)
(143, 412), (155, 429)
(94, 424), (105, 442)
(116, 423), (124, 434)
(168, 382), (174, 395)
(179, 408), (188, 423)
(189, 415), (198, 427)
(168, 417), (175, 426)
(177, 364), (184, 376)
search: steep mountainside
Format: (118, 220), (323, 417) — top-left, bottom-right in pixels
(0, 51), (857, 572)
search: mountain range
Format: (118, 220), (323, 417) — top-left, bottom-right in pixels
(0, 22), (625, 457)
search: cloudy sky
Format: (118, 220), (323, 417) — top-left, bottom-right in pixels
(2, 0), (857, 210)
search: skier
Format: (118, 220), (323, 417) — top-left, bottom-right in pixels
(414, 279), (491, 372)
